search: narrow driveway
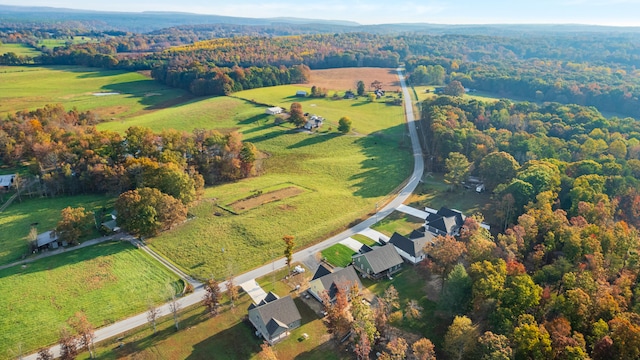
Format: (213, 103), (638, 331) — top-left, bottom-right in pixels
(24, 68), (423, 360)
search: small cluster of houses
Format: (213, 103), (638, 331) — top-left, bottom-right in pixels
(264, 106), (324, 131)
(247, 206), (474, 345)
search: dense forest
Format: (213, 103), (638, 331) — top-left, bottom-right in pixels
(412, 95), (640, 359)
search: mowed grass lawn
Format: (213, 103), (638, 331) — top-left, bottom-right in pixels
(0, 66), (189, 118)
(0, 241), (182, 356)
(321, 244), (356, 267)
(143, 85), (412, 279)
(0, 194), (114, 266)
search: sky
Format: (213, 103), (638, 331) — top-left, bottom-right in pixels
(2, 0), (640, 26)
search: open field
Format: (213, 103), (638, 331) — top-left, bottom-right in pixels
(0, 194), (114, 266)
(0, 43), (40, 57)
(321, 244), (356, 267)
(0, 66), (190, 119)
(97, 95), (261, 133)
(413, 85), (502, 103)
(146, 88), (411, 279)
(233, 85), (407, 136)
(302, 67), (401, 92)
(37, 37), (97, 49)
(0, 241), (182, 357)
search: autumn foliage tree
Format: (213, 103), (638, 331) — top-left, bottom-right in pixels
(283, 235), (295, 272)
(289, 102), (305, 127)
(68, 311), (95, 359)
(115, 187), (187, 237)
(202, 277), (221, 317)
(56, 207), (94, 245)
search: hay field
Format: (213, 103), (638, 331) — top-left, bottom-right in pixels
(302, 67), (401, 92)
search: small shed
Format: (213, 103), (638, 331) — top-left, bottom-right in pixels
(296, 90), (308, 97)
(0, 174), (16, 189)
(265, 107), (283, 115)
(36, 230), (60, 250)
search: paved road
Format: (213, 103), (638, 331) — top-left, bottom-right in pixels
(24, 68), (423, 359)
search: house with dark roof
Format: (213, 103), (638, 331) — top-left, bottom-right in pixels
(388, 230), (436, 265)
(308, 265), (363, 302)
(248, 292), (302, 345)
(424, 207), (466, 236)
(352, 243), (403, 280)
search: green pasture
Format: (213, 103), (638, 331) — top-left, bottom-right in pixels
(0, 194), (113, 266)
(321, 244), (356, 267)
(0, 66), (189, 118)
(413, 85), (502, 103)
(233, 85), (407, 136)
(37, 37), (97, 49)
(0, 241), (182, 357)
(98, 95), (263, 133)
(111, 84), (413, 279)
(0, 43), (40, 57)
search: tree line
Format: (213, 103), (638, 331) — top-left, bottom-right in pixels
(0, 104), (259, 236)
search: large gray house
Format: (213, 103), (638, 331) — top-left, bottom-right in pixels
(248, 292), (301, 344)
(352, 243), (403, 280)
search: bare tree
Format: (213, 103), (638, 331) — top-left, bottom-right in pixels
(168, 293), (181, 331)
(58, 327), (78, 360)
(227, 275), (239, 308)
(36, 348), (53, 360)
(147, 303), (160, 335)
(202, 277), (221, 317)
(68, 311), (95, 359)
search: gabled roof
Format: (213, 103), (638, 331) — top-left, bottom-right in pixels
(425, 207), (466, 234)
(248, 295), (301, 337)
(314, 265), (363, 299)
(353, 244), (403, 274)
(312, 264), (333, 281)
(36, 231), (58, 248)
(389, 232), (436, 258)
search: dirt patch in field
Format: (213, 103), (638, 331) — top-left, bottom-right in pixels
(228, 186), (304, 212)
(299, 67), (401, 92)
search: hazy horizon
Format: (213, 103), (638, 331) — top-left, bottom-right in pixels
(1, 0), (640, 27)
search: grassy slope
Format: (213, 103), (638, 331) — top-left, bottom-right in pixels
(0, 66), (188, 119)
(0, 44), (40, 57)
(142, 85), (412, 279)
(0, 241), (181, 356)
(0, 194), (114, 266)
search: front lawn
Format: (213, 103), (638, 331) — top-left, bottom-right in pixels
(321, 244), (356, 267)
(371, 210), (424, 237)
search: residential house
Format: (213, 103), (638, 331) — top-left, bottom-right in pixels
(296, 90), (308, 97)
(303, 115), (324, 130)
(248, 292), (302, 345)
(344, 90), (355, 99)
(389, 229), (436, 265)
(308, 264), (363, 302)
(352, 243), (403, 280)
(265, 107), (283, 115)
(424, 207), (466, 236)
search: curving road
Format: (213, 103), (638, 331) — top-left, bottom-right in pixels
(24, 68), (423, 359)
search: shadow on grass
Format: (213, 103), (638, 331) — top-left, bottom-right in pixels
(98, 80), (199, 110)
(0, 241), (132, 280)
(286, 133), (339, 149)
(348, 123), (413, 199)
(238, 113), (270, 125)
(242, 122), (275, 135)
(186, 321), (261, 360)
(294, 342), (346, 360)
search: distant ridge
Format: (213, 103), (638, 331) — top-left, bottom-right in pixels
(0, 4), (638, 34)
